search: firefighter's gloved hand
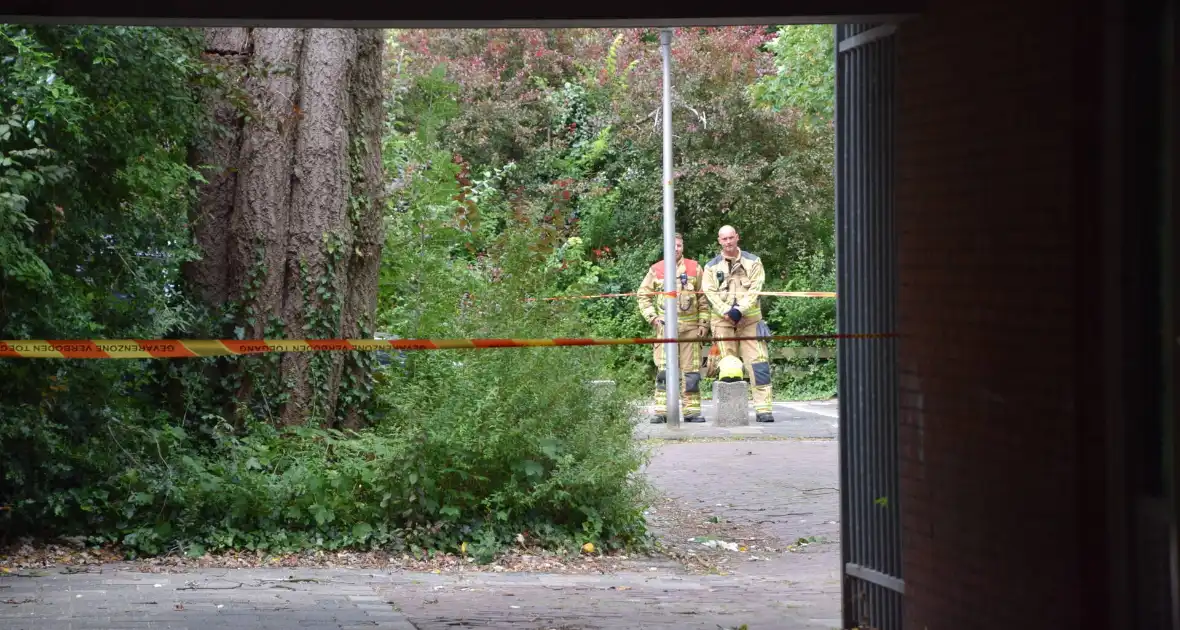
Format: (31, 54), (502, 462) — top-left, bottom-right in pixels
(726, 307), (742, 323)
(651, 316), (664, 327)
(697, 324), (708, 337)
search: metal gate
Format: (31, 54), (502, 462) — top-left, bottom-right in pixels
(835, 22), (903, 630)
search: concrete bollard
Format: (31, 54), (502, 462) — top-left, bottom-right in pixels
(713, 380), (750, 427)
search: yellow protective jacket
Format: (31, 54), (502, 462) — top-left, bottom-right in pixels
(636, 257), (709, 327)
(701, 249), (766, 324)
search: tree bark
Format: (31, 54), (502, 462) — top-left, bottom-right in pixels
(187, 27), (251, 309)
(186, 27), (388, 428)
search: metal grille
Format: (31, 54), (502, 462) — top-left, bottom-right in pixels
(835, 22), (903, 630)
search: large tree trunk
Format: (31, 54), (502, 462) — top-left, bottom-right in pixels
(187, 27), (387, 428)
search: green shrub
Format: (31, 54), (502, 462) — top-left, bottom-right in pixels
(0, 24), (217, 546)
(0, 393), (649, 561)
(370, 217), (655, 560)
(370, 346), (652, 561)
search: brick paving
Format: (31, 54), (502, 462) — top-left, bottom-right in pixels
(644, 439), (841, 548)
(1, 411), (842, 629)
(635, 399), (840, 440)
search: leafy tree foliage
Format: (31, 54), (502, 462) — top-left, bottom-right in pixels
(750, 25), (836, 127)
(0, 25), (214, 538)
(393, 26), (838, 396)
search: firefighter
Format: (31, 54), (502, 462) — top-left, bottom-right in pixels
(637, 232), (709, 423)
(701, 225), (776, 422)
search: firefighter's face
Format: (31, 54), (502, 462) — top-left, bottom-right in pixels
(718, 227), (739, 254)
(675, 237), (683, 258)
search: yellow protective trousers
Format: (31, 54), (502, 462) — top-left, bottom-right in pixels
(652, 321), (704, 416)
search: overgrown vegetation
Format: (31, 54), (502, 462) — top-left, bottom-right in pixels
(0, 25), (834, 559)
(391, 27), (837, 400)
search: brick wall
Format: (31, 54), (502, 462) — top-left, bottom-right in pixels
(895, 0), (1107, 626)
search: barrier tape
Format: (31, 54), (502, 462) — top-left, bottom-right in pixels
(0, 333), (894, 360)
(527, 290), (836, 302)
(527, 290), (677, 302)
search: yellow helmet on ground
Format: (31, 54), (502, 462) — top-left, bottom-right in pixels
(717, 355), (745, 381)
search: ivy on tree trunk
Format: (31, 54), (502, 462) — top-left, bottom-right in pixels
(186, 27), (387, 428)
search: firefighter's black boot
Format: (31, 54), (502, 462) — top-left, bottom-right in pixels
(756, 412), (775, 423)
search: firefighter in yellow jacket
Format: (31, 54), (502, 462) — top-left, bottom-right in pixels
(701, 225), (776, 422)
(636, 232), (709, 423)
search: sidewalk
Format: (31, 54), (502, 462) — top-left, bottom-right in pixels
(635, 399), (840, 440)
(0, 564), (839, 629)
